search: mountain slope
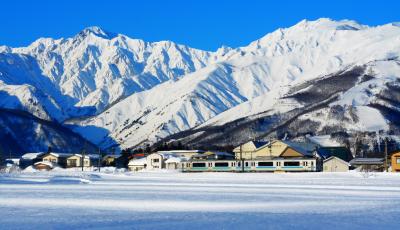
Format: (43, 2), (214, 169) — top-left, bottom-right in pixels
(71, 19), (400, 150)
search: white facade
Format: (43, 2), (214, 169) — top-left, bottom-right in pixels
(128, 157), (147, 171)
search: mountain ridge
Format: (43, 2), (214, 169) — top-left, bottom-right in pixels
(1, 18), (400, 154)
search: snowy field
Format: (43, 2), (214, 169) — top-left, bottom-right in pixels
(1, 171), (400, 229)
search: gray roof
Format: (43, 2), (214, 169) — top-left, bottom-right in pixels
(350, 158), (384, 165)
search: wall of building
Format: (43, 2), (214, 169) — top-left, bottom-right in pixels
(146, 154), (164, 169)
(391, 153), (400, 172)
(42, 155), (58, 163)
(323, 157), (349, 172)
(234, 141), (288, 160)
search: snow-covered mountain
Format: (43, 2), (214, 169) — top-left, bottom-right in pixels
(69, 18), (400, 150)
(2, 18), (400, 153)
(1, 26), (222, 120)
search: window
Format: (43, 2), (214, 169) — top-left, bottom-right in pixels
(276, 162), (281, 166)
(397, 158), (400, 164)
(153, 158), (160, 163)
(238, 162), (241, 167)
(258, 162), (273, 166)
(303, 161), (308, 166)
(245, 162), (249, 167)
(68, 159), (77, 167)
(215, 162), (229, 167)
(284, 161), (300, 166)
(311, 161), (314, 166)
(192, 163), (206, 167)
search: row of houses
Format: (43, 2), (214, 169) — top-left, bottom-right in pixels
(8, 137), (400, 173)
(19, 152), (102, 170)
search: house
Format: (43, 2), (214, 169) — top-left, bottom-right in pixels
(146, 152), (177, 170)
(233, 140), (316, 160)
(323, 156), (350, 172)
(391, 152), (400, 172)
(61, 154), (91, 168)
(40, 152), (61, 164)
(127, 157), (147, 171)
(349, 158), (384, 172)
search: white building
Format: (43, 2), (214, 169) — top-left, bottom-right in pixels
(165, 157), (186, 170)
(146, 152), (179, 170)
(128, 157), (147, 172)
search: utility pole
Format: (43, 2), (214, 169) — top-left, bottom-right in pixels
(240, 144), (244, 173)
(81, 142), (87, 172)
(384, 137), (388, 172)
(97, 147), (101, 172)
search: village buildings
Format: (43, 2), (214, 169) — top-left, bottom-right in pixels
(12, 136), (400, 173)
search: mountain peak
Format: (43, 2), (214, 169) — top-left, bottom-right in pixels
(292, 18), (366, 31)
(78, 26), (117, 39)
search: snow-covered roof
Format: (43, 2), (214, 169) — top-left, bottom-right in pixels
(323, 156), (350, 165)
(43, 152), (74, 158)
(152, 152), (178, 159)
(165, 157), (187, 163)
(128, 157), (147, 166)
(21, 152), (44, 160)
(34, 161), (56, 168)
(350, 158), (384, 165)
(5, 159), (20, 165)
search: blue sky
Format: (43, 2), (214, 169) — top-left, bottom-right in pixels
(1, 0), (399, 51)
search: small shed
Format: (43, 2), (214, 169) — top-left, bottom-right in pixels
(350, 158), (384, 172)
(128, 157), (147, 171)
(323, 156), (349, 172)
(391, 152), (400, 172)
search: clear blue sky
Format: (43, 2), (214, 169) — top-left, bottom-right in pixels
(1, 0), (399, 51)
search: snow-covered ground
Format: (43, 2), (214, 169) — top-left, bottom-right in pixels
(1, 171), (400, 229)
